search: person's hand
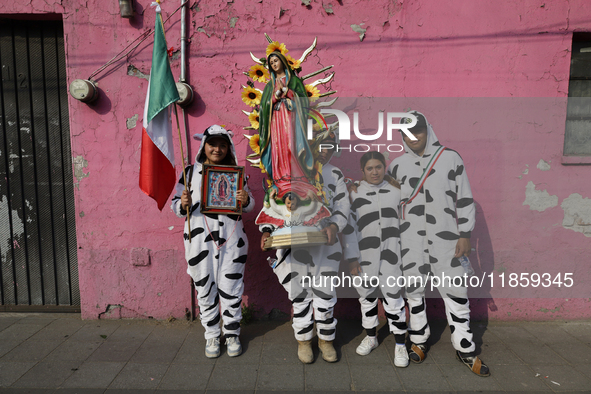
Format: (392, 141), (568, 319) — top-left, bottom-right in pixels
(322, 223), (338, 245)
(261, 232), (271, 251)
(455, 237), (471, 258)
(347, 181), (359, 203)
(349, 260), (362, 276)
(237, 190), (249, 205)
(181, 190), (192, 211)
(346, 181), (359, 194)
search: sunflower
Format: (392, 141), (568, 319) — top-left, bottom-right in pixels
(305, 84), (320, 102)
(241, 86), (262, 107)
(285, 54), (301, 70)
(248, 134), (260, 155)
(248, 110), (260, 129)
(266, 41), (288, 58)
(248, 64), (269, 83)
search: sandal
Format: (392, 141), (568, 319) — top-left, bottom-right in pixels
(409, 343), (427, 364)
(456, 350), (490, 377)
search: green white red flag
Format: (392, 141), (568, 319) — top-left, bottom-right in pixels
(139, 5), (180, 210)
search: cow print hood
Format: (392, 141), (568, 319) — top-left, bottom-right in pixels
(193, 125), (238, 165)
(400, 110), (441, 159)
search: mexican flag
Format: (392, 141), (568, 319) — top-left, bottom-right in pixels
(139, 8), (180, 210)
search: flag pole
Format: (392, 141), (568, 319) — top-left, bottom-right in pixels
(173, 103), (192, 242)
(157, 8), (191, 240)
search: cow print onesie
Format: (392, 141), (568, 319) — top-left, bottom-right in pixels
(388, 112), (476, 354)
(171, 125), (255, 340)
(347, 180), (407, 336)
(264, 162), (350, 342)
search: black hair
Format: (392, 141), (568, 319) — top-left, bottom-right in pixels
(360, 151), (386, 170)
(282, 192), (299, 204)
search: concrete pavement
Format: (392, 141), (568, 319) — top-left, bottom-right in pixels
(1, 313), (590, 393)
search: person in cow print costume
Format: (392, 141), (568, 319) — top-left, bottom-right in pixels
(260, 130), (349, 364)
(388, 111), (490, 377)
(171, 125), (255, 359)
(346, 151), (409, 367)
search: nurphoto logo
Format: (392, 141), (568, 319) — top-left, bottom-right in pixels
(309, 110), (418, 153)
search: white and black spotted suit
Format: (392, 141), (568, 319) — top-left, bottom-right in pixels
(347, 180), (407, 336)
(388, 112), (477, 354)
(171, 125), (254, 340)
(265, 163), (350, 342)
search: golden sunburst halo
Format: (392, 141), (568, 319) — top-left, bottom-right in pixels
(305, 84), (320, 102)
(266, 41), (288, 58)
(285, 54), (301, 70)
(248, 64), (269, 83)
(241, 86), (262, 107)
(248, 110), (260, 130)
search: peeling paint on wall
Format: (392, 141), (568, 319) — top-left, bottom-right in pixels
(73, 155), (89, 190)
(126, 114), (138, 129)
(98, 304), (123, 319)
(561, 193), (591, 237)
(523, 181), (558, 212)
(127, 64), (149, 80)
(537, 159), (551, 171)
(351, 24), (367, 41)
(5, 0), (591, 321)
(518, 165), (529, 179)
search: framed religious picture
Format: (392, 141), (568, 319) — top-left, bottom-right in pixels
(201, 164), (244, 215)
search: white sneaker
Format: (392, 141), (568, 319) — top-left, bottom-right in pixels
(356, 335), (378, 356)
(205, 337), (220, 358)
(226, 336), (242, 357)
(394, 344), (409, 367)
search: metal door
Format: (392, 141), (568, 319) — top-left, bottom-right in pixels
(0, 18), (79, 311)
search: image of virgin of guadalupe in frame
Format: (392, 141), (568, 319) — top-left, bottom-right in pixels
(201, 164), (244, 215)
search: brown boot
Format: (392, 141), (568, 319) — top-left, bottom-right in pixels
(318, 338), (338, 362)
(297, 340), (314, 364)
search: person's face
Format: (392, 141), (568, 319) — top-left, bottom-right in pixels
(363, 158), (386, 185)
(285, 195), (298, 211)
(318, 143), (335, 165)
(269, 56), (284, 73)
(402, 127), (428, 156)
(204, 137), (229, 164)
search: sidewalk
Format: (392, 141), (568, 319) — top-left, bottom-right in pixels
(0, 313), (590, 393)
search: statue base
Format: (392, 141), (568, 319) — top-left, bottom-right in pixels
(264, 227), (328, 250)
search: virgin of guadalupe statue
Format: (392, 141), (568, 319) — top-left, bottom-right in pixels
(258, 51), (318, 200)
(241, 36), (338, 246)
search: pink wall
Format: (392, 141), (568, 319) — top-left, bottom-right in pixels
(2, 0), (590, 321)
